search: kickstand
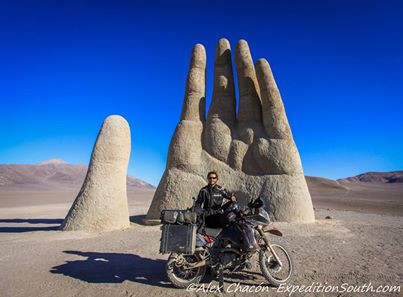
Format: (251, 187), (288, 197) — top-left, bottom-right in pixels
(218, 264), (225, 293)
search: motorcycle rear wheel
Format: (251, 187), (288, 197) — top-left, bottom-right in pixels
(166, 253), (206, 288)
(259, 242), (293, 286)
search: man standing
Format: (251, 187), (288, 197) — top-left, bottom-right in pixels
(194, 171), (236, 229)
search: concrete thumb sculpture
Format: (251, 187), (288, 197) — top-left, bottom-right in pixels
(60, 115), (131, 231)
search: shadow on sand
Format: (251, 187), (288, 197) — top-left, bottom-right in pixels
(50, 250), (172, 288)
(129, 215), (149, 225)
(129, 215), (146, 225)
(0, 218), (62, 233)
(50, 250), (272, 289)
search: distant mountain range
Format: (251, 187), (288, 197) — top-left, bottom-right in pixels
(0, 159), (155, 191)
(339, 171), (403, 184)
(0, 159), (402, 196)
(305, 170), (403, 193)
(1, 160), (400, 215)
(305, 171), (403, 216)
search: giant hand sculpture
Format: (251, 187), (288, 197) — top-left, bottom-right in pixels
(145, 39), (314, 224)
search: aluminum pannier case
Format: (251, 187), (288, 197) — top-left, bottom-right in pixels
(160, 224), (196, 254)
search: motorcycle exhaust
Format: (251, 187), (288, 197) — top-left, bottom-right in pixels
(183, 248), (242, 270)
(183, 259), (207, 269)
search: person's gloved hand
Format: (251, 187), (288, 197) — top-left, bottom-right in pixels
(230, 194), (237, 203)
(145, 39), (314, 223)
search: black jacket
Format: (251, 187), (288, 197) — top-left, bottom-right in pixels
(195, 184), (232, 216)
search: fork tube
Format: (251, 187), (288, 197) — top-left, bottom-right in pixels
(257, 226), (283, 266)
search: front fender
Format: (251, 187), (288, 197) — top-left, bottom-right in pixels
(262, 224), (283, 237)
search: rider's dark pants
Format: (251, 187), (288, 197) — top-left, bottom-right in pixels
(205, 213), (226, 228)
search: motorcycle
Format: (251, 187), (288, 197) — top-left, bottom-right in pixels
(164, 197), (294, 290)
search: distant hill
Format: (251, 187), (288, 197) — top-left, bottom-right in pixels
(338, 171), (403, 184)
(306, 171), (403, 216)
(0, 159), (155, 191)
(305, 176), (348, 191)
(306, 172), (403, 197)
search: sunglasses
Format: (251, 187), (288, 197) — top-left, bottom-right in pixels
(208, 176), (217, 180)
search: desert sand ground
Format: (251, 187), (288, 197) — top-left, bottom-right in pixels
(0, 190), (402, 297)
(307, 178), (403, 217)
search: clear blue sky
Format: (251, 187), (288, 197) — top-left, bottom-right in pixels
(0, 0), (402, 186)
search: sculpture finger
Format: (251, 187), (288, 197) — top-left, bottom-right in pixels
(208, 38), (236, 124)
(147, 45), (206, 223)
(61, 115), (131, 231)
(167, 44), (205, 170)
(180, 44), (206, 122)
(255, 58), (292, 139)
(203, 38), (235, 162)
(253, 138), (302, 175)
(235, 40), (262, 124)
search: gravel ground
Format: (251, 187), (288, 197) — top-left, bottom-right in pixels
(0, 196), (401, 297)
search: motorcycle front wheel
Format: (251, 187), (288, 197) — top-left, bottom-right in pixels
(166, 253), (206, 288)
(259, 242), (293, 286)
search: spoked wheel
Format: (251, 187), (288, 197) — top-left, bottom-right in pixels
(166, 253), (206, 288)
(259, 242), (293, 286)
